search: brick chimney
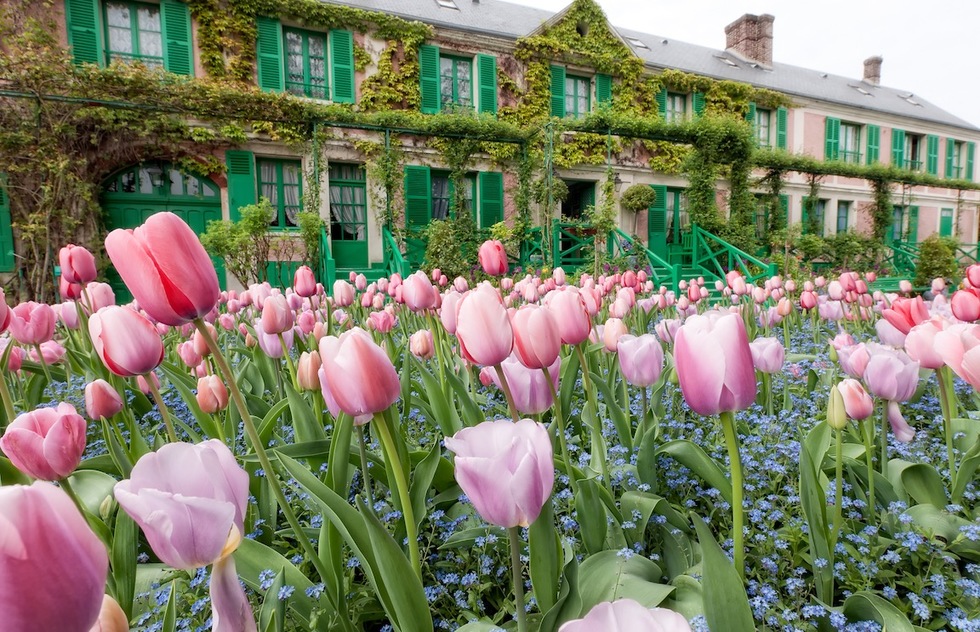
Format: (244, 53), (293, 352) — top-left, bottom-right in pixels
(863, 56), (882, 86)
(724, 14), (774, 66)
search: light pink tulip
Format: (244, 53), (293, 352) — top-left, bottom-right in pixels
(0, 481), (109, 632)
(293, 265), (317, 298)
(951, 289), (980, 322)
(749, 336), (785, 374)
(196, 375), (229, 414)
(88, 594), (129, 632)
(445, 418), (554, 528)
(545, 288), (592, 346)
(255, 323), (293, 358)
(318, 327), (400, 419)
(260, 295), (293, 335)
(456, 285), (513, 367)
(89, 306), (164, 377)
(490, 355), (560, 415)
(85, 379), (124, 420)
(838, 378), (874, 420)
(9, 301), (56, 346)
(863, 343), (919, 403)
(904, 318), (947, 370)
(1, 402), (86, 480)
(617, 334), (664, 387)
(875, 318), (908, 347)
(674, 311), (756, 416)
(511, 305), (561, 370)
(402, 271), (437, 312)
(558, 599), (691, 632)
(410, 329), (435, 360)
(296, 351), (322, 391)
(367, 310), (395, 333)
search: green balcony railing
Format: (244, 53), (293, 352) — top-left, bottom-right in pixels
(690, 224), (777, 286)
(383, 226), (411, 279)
(607, 228), (680, 290)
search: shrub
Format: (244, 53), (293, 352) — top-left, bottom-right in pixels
(620, 183), (656, 213)
(914, 233), (958, 287)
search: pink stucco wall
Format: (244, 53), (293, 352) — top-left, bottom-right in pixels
(802, 113), (824, 158)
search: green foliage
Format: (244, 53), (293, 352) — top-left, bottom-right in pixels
(914, 234), (959, 287)
(200, 199), (286, 285)
(422, 215), (481, 280)
(620, 184), (656, 213)
(296, 210), (324, 267)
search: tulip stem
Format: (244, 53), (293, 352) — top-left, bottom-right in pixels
(832, 427), (844, 551)
(32, 344), (54, 387)
(192, 318), (348, 624)
(542, 365), (576, 496)
(494, 364), (521, 424)
(574, 343), (593, 394)
(719, 410), (745, 583)
(880, 404), (889, 475)
(937, 367), (958, 486)
(356, 424), (375, 510)
(144, 372), (178, 443)
(372, 410), (421, 579)
(862, 417), (877, 523)
(507, 526), (529, 632)
(0, 367), (15, 426)
(277, 333), (298, 391)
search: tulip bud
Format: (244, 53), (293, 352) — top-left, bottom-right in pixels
(826, 384), (848, 430)
(89, 594), (130, 632)
(196, 375), (229, 414)
(410, 329), (435, 360)
(85, 379), (124, 419)
(297, 351), (322, 391)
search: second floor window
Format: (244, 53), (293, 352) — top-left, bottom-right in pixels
(565, 75), (590, 118)
(755, 109), (771, 147)
(950, 141), (965, 179)
(105, 1), (163, 68)
(840, 123), (861, 164)
(666, 93), (686, 123)
(440, 56), (473, 110)
(905, 134), (923, 171)
(258, 159), (302, 229)
(284, 29), (328, 99)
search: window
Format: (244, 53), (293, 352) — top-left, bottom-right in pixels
(950, 141), (964, 179)
(945, 139), (975, 181)
(431, 172), (475, 220)
(940, 208), (955, 237)
(665, 93), (686, 123)
(565, 75), (591, 119)
(104, 1), (163, 67)
(258, 159), (302, 229)
(840, 124), (861, 164)
(802, 198), (826, 237)
(753, 198), (768, 240)
(329, 164), (366, 242)
(836, 201), (850, 233)
(284, 28), (328, 99)
(891, 206), (905, 242)
(905, 134), (923, 171)
(439, 55), (473, 110)
(666, 188), (689, 243)
(755, 109), (771, 147)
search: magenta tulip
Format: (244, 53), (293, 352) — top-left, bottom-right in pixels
(749, 336), (785, 374)
(59, 244), (97, 285)
(85, 379), (124, 420)
(617, 334), (664, 387)
(89, 306), (164, 377)
(456, 284), (513, 367)
(293, 265), (317, 298)
(104, 212), (219, 326)
(318, 327), (400, 419)
(478, 239), (508, 276)
(0, 482), (109, 632)
(558, 599), (691, 632)
(674, 311), (756, 416)
(445, 418), (554, 528)
(511, 304), (561, 370)
(8, 301), (56, 346)
(0, 402), (86, 481)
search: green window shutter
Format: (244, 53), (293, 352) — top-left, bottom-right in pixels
(779, 194), (789, 228)
(595, 73), (612, 107)
(656, 90), (667, 118)
(940, 209), (954, 237)
(0, 176), (14, 273)
(926, 135), (939, 175)
(866, 125), (880, 164)
(746, 101), (756, 123)
(967, 142), (976, 182)
(478, 172), (504, 229)
(692, 92), (706, 116)
(776, 106), (788, 150)
(476, 54), (498, 114)
(330, 29), (355, 103)
(648, 184), (667, 249)
(946, 137), (956, 178)
(550, 65), (566, 118)
(801, 196), (810, 231)
(161, 0), (193, 76)
(225, 150), (256, 223)
(418, 44), (440, 114)
(891, 128), (906, 167)
(256, 17), (284, 92)
(908, 206), (919, 242)
(65, 0), (103, 66)
(824, 117), (840, 160)
(404, 166), (432, 230)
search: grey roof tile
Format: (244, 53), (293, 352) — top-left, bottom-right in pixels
(326, 0), (977, 131)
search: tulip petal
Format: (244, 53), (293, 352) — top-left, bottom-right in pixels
(886, 400), (915, 443)
(210, 554), (257, 632)
(454, 456), (522, 528)
(1, 427), (59, 480)
(105, 229), (183, 325)
(42, 414), (86, 479)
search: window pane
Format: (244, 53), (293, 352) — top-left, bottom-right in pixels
(440, 58), (454, 105)
(109, 26), (133, 54)
(107, 3), (130, 28)
(140, 32), (162, 58)
(137, 6), (160, 31)
(169, 169), (183, 195)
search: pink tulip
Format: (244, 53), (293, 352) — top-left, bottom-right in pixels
(260, 295), (293, 335)
(367, 309), (395, 333)
(800, 291), (817, 311)
(456, 285), (513, 367)
(196, 375), (229, 414)
(951, 289), (980, 322)
(410, 329), (435, 360)
(838, 378), (874, 420)
(553, 267), (566, 285)
(863, 343), (919, 403)
(59, 244), (97, 285)
(293, 265), (317, 298)
(85, 379), (124, 420)
(934, 323), (980, 388)
(558, 599), (691, 632)
(0, 481), (109, 632)
(403, 271), (437, 312)
(56, 301), (80, 330)
(617, 334), (664, 387)
(0, 402), (86, 481)
(875, 318), (908, 347)
(445, 418), (554, 528)
(30, 339), (66, 364)
(545, 288), (592, 346)
(654, 318), (680, 344)
(105, 212), (219, 326)
(749, 336), (785, 374)
(602, 317), (628, 353)
(332, 280), (355, 308)
(478, 239), (508, 276)
(318, 327), (400, 419)
(81, 282), (116, 314)
(511, 305), (561, 370)
(440, 291), (463, 334)
(296, 351), (322, 391)
(489, 355), (560, 415)
(904, 318), (947, 370)
(899, 279), (913, 294)
(674, 311), (756, 416)
(255, 323), (293, 358)
(136, 372), (160, 395)
(9, 301), (56, 345)
(882, 296), (929, 334)
(88, 594), (129, 632)
(837, 343), (870, 378)
(115, 440), (256, 632)
(89, 306), (164, 377)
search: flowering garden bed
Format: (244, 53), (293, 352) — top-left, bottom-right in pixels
(1, 213), (980, 632)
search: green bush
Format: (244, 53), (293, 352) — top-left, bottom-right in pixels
(423, 212), (482, 279)
(620, 183), (656, 213)
(914, 233), (958, 287)
(201, 199), (281, 286)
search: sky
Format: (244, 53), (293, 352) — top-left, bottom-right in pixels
(511, 0), (980, 128)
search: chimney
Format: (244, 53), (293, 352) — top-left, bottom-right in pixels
(724, 13), (774, 66)
(863, 56), (882, 86)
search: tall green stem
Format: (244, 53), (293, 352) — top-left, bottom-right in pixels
(863, 416), (876, 523)
(494, 364), (521, 423)
(832, 427), (844, 546)
(144, 372), (177, 443)
(880, 403), (889, 475)
(542, 365), (576, 495)
(720, 410), (745, 583)
(508, 526), (528, 632)
(277, 332), (298, 390)
(356, 424), (375, 510)
(0, 370), (15, 427)
(937, 367), (957, 483)
(33, 343), (53, 386)
(371, 411), (421, 579)
(574, 342), (593, 394)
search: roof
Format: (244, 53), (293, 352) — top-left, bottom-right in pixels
(326, 0), (977, 131)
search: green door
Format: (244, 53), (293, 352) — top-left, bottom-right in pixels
(101, 163), (225, 301)
(327, 163), (369, 268)
(888, 206), (905, 245)
(940, 208), (954, 237)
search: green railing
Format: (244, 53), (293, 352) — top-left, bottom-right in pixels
(953, 243), (979, 266)
(316, 225), (337, 290)
(888, 241), (919, 278)
(552, 222), (593, 269)
(690, 224), (777, 286)
(607, 228), (680, 290)
(383, 226), (411, 279)
(518, 227), (546, 270)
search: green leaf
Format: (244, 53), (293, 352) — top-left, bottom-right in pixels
(656, 440), (732, 504)
(258, 568), (286, 632)
(799, 423), (833, 603)
(691, 514), (754, 632)
(455, 623), (504, 632)
(663, 574), (705, 621)
(285, 382), (326, 445)
(575, 478), (607, 555)
(635, 425), (660, 493)
(842, 592), (915, 631)
(69, 469), (117, 515)
(619, 491), (690, 547)
(952, 433), (980, 503)
(159, 361), (221, 440)
(161, 580), (178, 632)
(576, 550), (673, 614)
(588, 370), (632, 452)
(0, 455), (30, 485)
(414, 355), (461, 436)
(439, 526), (507, 550)
(529, 497), (561, 614)
(901, 463), (948, 507)
(111, 511), (138, 618)
(409, 442), (442, 531)
(539, 541), (582, 631)
(445, 369), (485, 428)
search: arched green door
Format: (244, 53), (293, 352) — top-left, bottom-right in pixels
(101, 163), (226, 301)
